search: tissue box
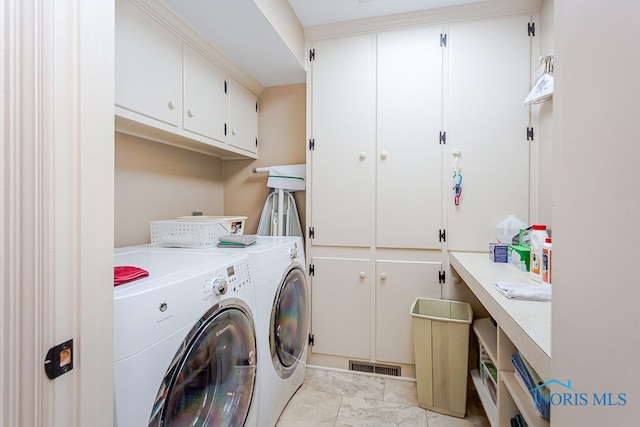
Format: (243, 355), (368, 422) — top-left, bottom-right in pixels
(489, 243), (509, 263)
(508, 244), (530, 271)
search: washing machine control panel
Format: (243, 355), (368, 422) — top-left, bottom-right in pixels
(201, 258), (251, 301)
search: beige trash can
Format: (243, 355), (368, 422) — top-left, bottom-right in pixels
(410, 297), (473, 418)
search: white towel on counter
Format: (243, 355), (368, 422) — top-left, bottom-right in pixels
(495, 281), (551, 302)
(267, 164), (306, 191)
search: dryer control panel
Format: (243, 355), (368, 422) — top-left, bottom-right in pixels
(202, 258), (251, 301)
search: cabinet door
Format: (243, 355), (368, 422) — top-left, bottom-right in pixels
(310, 257), (371, 360)
(377, 27), (444, 249)
(446, 16), (532, 251)
(183, 43), (229, 142)
(229, 78), (258, 155)
(309, 35), (375, 247)
(115, 0), (181, 126)
(375, 260), (441, 365)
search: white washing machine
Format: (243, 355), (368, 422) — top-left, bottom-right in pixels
(188, 236), (309, 427)
(113, 247), (259, 427)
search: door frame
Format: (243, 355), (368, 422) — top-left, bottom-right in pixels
(1, 0), (114, 425)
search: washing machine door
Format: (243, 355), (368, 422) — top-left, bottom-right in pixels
(149, 298), (256, 427)
(270, 265), (309, 379)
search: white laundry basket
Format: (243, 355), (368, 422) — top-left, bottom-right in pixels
(150, 220), (228, 248)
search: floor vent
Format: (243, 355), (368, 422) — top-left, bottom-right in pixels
(349, 361), (401, 377)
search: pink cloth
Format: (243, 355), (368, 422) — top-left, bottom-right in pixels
(114, 266), (149, 286)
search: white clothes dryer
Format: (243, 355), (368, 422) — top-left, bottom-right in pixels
(188, 236), (309, 427)
(246, 237), (309, 427)
(113, 247), (258, 427)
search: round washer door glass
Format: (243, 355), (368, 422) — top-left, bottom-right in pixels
(150, 301), (256, 427)
(271, 266), (308, 378)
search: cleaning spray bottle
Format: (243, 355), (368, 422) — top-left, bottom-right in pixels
(529, 225), (548, 282)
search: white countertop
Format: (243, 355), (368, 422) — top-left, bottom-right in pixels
(450, 252), (551, 379)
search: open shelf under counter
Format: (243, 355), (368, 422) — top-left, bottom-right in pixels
(473, 317), (498, 364)
(471, 369), (498, 427)
(449, 252), (551, 380)
(501, 371), (550, 427)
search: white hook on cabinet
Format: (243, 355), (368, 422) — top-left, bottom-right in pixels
(451, 148), (462, 174)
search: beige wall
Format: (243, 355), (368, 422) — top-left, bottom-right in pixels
(114, 83), (306, 246)
(114, 132), (224, 247)
(553, 0), (640, 424)
(224, 83), (306, 234)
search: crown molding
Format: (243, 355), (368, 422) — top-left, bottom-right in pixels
(304, 0), (541, 41)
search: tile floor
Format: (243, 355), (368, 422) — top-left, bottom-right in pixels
(276, 367), (490, 427)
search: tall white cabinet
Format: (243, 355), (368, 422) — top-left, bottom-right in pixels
(306, 12), (534, 376)
(446, 16), (532, 251)
(377, 27), (444, 250)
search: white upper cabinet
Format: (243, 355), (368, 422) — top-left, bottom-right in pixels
(309, 35), (376, 248)
(114, 0), (259, 159)
(376, 27), (444, 249)
(446, 15), (532, 251)
(182, 43), (229, 143)
(229, 78), (259, 155)
(115, 0), (182, 127)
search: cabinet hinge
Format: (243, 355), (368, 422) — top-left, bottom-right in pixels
(439, 131), (446, 145)
(309, 264), (315, 276)
(439, 229), (446, 242)
(224, 80), (228, 94)
(438, 270), (446, 284)
(527, 126), (534, 141)
(440, 33), (447, 47)
(528, 22), (536, 37)
(309, 138), (315, 150)
(309, 48), (315, 61)
(308, 334), (315, 346)
(308, 227), (315, 239)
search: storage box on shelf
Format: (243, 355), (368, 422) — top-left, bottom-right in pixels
(176, 215), (247, 235)
(150, 220), (228, 248)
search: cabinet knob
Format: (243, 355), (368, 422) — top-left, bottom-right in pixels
(168, 100), (177, 110)
(359, 272), (366, 279)
(359, 152), (367, 160)
(380, 272), (387, 280)
(187, 109), (195, 118)
(232, 129), (237, 136)
(380, 151), (388, 159)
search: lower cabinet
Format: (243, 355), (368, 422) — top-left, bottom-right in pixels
(310, 257), (371, 361)
(375, 260), (442, 365)
(309, 254), (442, 372)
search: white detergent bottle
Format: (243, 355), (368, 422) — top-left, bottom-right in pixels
(496, 214), (527, 244)
(529, 224), (548, 282)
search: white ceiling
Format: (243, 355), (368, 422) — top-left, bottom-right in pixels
(288, 0), (489, 27)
